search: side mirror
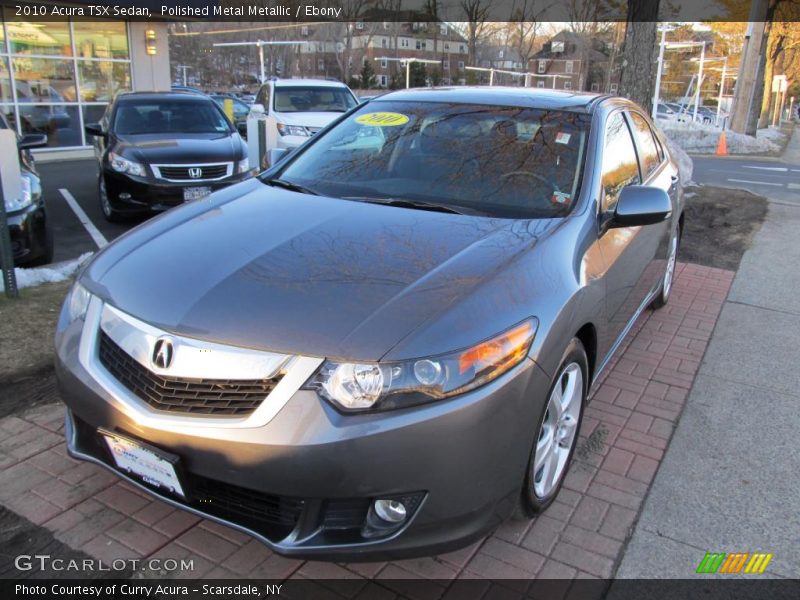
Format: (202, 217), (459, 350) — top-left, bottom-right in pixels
(84, 123), (106, 138)
(18, 133), (48, 149)
(612, 185), (672, 228)
(267, 148), (289, 167)
(249, 103), (266, 116)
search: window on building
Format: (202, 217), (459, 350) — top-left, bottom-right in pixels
(440, 24), (447, 35)
(381, 38), (388, 48)
(443, 60), (450, 70)
(401, 38), (409, 48)
(460, 45), (466, 53)
(380, 75), (387, 87)
(301, 26), (309, 36)
(381, 59), (387, 69)
(610, 83), (618, 94)
(601, 112), (641, 214)
(318, 59), (325, 71)
(383, 22), (390, 30)
(499, 50), (504, 59)
(458, 61), (465, 70)
(356, 22), (364, 30)
(565, 61), (574, 74)
(537, 80), (545, 88)
(591, 83), (600, 92)
(538, 60), (546, 73)
(628, 111), (663, 178)
(444, 43), (450, 52)
(564, 81), (572, 90)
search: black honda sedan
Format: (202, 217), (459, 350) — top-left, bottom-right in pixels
(58, 88), (682, 560)
(84, 91), (252, 222)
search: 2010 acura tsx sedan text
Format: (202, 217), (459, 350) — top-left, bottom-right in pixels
(55, 87), (683, 560)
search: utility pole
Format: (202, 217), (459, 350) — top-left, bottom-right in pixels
(730, 0), (770, 134)
(214, 40), (307, 84)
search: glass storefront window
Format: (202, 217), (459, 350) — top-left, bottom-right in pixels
(12, 56), (77, 102)
(8, 19), (72, 57)
(1, 56), (12, 103)
(0, 105), (16, 130)
(74, 21), (129, 60)
(82, 104), (107, 128)
(18, 103), (81, 147)
(78, 60), (130, 102)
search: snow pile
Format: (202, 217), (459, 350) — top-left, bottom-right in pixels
(663, 135), (693, 185)
(0, 252), (92, 293)
(660, 121), (783, 155)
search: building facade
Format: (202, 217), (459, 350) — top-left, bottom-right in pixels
(530, 31), (619, 93)
(0, 7), (169, 150)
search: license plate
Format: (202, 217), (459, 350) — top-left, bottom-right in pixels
(183, 186), (211, 201)
(102, 431), (185, 499)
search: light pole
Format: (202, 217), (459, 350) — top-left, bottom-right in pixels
(652, 26), (675, 120)
(176, 65), (192, 87)
(213, 40), (307, 84)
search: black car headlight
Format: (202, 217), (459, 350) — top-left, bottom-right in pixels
(304, 319), (536, 412)
(109, 152), (146, 177)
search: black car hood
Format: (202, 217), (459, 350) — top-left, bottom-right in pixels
(87, 180), (556, 361)
(114, 132), (243, 163)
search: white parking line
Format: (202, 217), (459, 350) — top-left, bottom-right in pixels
(726, 178), (784, 187)
(788, 183), (800, 190)
(742, 165), (788, 172)
(59, 188), (108, 249)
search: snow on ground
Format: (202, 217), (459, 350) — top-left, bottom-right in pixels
(663, 135), (694, 185)
(660, 120), (785, 155)
(0, 252), (92, 293)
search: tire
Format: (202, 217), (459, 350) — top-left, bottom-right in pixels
(98, 175), (124, 223)
(27, 225), (54, 267)
(519, 338), (588, 516)
(651, 224), (681, 310)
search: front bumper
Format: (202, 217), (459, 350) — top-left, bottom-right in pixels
(55, 300), (550, 561)
(7, 200), (49, 266)
(103, 168), (252, 213)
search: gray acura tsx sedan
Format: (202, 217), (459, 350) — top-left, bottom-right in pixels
(55, 87), (682, 560)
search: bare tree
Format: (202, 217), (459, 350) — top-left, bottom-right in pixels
(617, 0), (660, 109)
(460, 0), (491, 66)
(508, 0), (547, 72)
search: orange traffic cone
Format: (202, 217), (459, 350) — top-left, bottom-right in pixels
(715, 131), (728, 156)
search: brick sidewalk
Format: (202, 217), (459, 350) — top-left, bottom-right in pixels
(0, 263), (733, 593)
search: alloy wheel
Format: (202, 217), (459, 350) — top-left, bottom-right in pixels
(99, 177), (112, 219)
(663, 230), (678, 298)
(533, 362), (583, 499)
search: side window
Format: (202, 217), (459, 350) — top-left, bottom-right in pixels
(628, 112), (661, 178)
(601, 112), (640, 214)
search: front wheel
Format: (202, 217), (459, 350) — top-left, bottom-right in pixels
(519, 338), (588, 515)
(98, 175), (123, 223)
(651, 225), (680, 309)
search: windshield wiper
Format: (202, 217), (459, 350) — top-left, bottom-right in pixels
(342, 196), (478, 216)
(265, 178), (319, 196)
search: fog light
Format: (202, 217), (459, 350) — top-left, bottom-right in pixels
(373, 499), (407, 524)
(119, 192), (131, 200)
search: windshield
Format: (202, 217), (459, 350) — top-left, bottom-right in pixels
(273, 86), (357, 113)
(273, 101), (590, 219)
(113, 100), (233, 135)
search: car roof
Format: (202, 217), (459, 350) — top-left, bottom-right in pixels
(271, 78), (350, 89)
(115, 91), (214, 102)
(371, 87), (609, 113)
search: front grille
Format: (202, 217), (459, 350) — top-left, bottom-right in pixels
(157, 164), (229, 180)
(322, 498), (371, 530)
(98, 331), (281, 416)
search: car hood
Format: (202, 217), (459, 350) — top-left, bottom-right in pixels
(86, 180), (555, 360)
(274, 112), (344, 128)
(114, 132), (244, 164)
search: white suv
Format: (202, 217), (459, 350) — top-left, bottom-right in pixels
(251, 78), (358, 152)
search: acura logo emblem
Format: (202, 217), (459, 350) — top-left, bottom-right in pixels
(152, 337), (174, 369)
(188, 167), (202, 179)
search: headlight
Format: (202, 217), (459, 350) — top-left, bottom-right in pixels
(305, 320), (537, 412)
(67, 282), (92, 322)
(109, 152), (146, 177)
(4, 173), (37, 212)
(237, 157), (250, 173)
(277, 123), (310, 137)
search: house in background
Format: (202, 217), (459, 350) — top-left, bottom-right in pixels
(530, 31), (619, 93)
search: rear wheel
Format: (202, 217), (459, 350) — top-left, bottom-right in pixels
(651, 225), (680, 309)
(519, 338), (588, 515)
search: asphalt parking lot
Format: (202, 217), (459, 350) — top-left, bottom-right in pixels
(39, 159), (133, 264)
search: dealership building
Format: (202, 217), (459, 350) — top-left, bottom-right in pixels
(0, 8), (170, 154)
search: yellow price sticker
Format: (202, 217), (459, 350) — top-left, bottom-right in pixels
(354, 112), (410, 127)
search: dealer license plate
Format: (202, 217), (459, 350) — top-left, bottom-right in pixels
(183, 186), (211, 201)
(102, 431), (185, 498)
